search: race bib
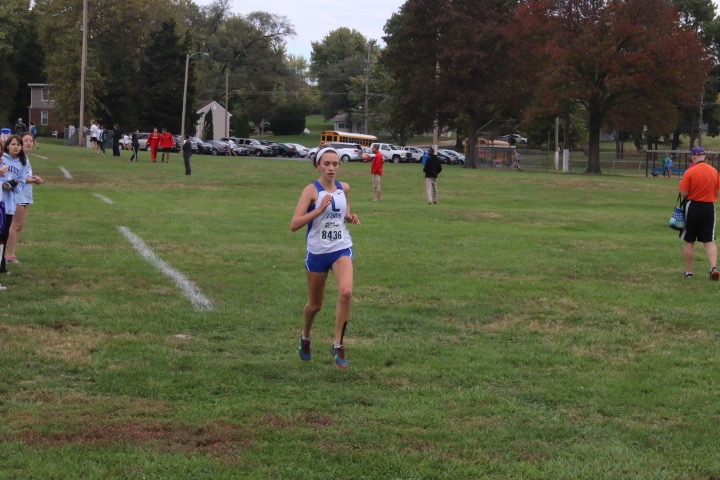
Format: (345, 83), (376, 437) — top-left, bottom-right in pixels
(321, 221), (343, 241)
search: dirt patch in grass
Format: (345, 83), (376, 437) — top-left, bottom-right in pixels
(0, 323), (101, 365)
(263, 412), (335, 428)
(16, 420), (251, 458)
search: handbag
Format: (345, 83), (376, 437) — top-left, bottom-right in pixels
(669, 194), (685, 231)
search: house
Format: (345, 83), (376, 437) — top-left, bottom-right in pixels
(27, 83), (61, 133)
(332, 113), (365, 134)
(195, 100), (232, 140)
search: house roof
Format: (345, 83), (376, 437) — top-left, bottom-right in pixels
(196, 100), (232, 117)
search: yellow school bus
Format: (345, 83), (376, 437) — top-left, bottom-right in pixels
(474, 138), (514, 167)
(320, 130), (377, 147)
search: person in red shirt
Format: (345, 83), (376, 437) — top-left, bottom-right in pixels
(147, 128), (161, 162)
(370, 144), (383, 202)
(159, 128), (175, 163)
(679, 145), (720, 279)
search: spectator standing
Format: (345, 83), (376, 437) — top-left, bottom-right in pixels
(0, 135), (28, 275)
(29, 122), (39, 150)
(147, 128), (161, 162)
(5, 132), (44, 265)
(679, 145), (720, 279)
(112, 124), (122, 157)
(182, 134), (193, 175)
(423, 147), (442, 204)
(159, 128), (174, 163)
(662, 153), (674, 178)
(370, 144), (383, 202)
(98, 125), (106, 154)
(89, 120), (100, 153)
(129, 130), (140, 162)
(512, 150), (522, 171)
(14, 118), (27, 136)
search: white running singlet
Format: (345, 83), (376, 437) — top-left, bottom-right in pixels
(306, 180), (353, 255)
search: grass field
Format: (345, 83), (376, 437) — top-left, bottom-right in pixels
(1, 143), (719, 479)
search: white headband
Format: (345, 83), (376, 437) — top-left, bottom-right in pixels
(315, 147), (338, 165)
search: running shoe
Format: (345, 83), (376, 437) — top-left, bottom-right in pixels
(331, 345), (349, 369)
(684, 272), (693, 278)
(710, 267), (719, 281)
(5, 256), (19, 264)
(298, 337), (311, 362)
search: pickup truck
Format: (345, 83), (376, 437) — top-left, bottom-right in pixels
(401, 146), (425, 163)
(371, 143), (407, 163)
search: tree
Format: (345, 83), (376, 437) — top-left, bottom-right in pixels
(268, 103), (306, 135)
(138, 20), (186, 132)
(509, 0), (711, 173)
(310, 28), (370, 123)
(0, 0), (41, 125)
(202, 108), (214, 140)
(34, 0), (179, 128)
(668, 0), (720, 149)
(197, 9), (295, 134)
(382, 0), (520, 167)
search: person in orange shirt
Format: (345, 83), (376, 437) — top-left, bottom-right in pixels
(159, 128), (175, 163)
(679, 145), (720, 279)
(147, 128), (161, 162)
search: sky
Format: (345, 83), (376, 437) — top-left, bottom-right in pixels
(197, 0), (406, 59)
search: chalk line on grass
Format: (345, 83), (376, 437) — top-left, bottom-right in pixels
(93, 193), (114, 204)
(59, 167), (73, 179)
(117, 226), (213, 311)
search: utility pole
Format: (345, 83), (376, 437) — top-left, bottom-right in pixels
(698, 84), (705, 146)
(78, 0), (88, 147)
(225, 71), (229, 139)
(364, 43), (372, 134)
(181, 52), (208, 141)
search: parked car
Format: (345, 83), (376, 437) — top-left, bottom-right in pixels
(401, 146), (425, 163)
(497, 133), (527, 144)
(233, 138), (272, 156)
(189, 136), (213, 155)
(136, 132), (150, 150)
(361, 146), (372, 162)
(439, 149), (465, 165)
(370, 142), (406, 163)
(223, 139), (250, 156)
(308, 147), (319, 161)
(438, 149), (463, 165)
(434, 150), (453, 165)
(257, 140), (279, 157)
(288, 143), (310, 158)
(276, 143), (299, 157)
(307, 143), (363, 162)
(327, 142), (364, 162)
(205, 140), (231, 156)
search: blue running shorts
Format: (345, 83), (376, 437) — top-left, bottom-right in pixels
(305, 248), (354, 273)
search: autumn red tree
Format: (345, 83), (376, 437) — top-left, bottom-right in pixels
(508, 0), (711, 173)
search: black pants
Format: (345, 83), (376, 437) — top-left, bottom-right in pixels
(129, 145), (139, 161)
(0, 213), (14, 273)
(183, 154), (192, 175)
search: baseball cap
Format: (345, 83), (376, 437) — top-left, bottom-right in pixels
(691, 146), (705, 155)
